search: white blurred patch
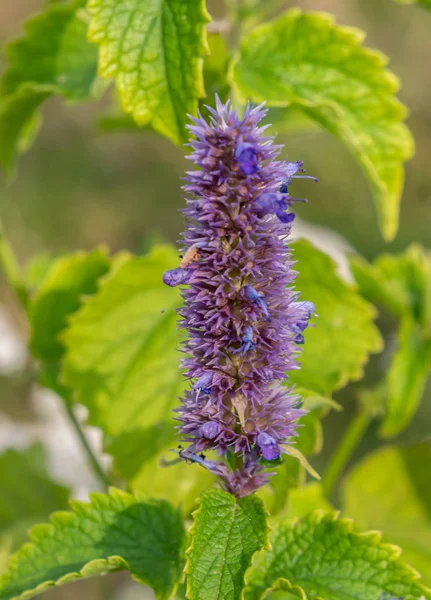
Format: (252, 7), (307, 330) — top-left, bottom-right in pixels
(0, 304), (27, 375)
(0, 302), (111, 499)
(292, 218), (355, 282)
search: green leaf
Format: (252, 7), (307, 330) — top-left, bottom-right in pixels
(380, 317), (431, 437)
(244, 511), (431, 600)
(201, 33), (230, 106)
(29, 247), (111, 362)
(0, 445), (70, 572)
(0, 2), (99, 175)
(186, 490), (269, 600)
(349, 244), (431, 328)
(394, 0), (431, 9)
(87, 0), (210, 144)
(0, 445), (69, 533)
(232, 9), (414, 241)
(295, 393), (339, 458)
(290, 240), (382, 395)
(0, 87), (48, 176)
(24, 253), (56, 291)
(61, 246), (187, 477)
(342, 444), (431, 586)
(0, 489), (185, 600)
(284, 483), (332, 520)
(258, 459), (303, 516)
(1, 2), (98, 101)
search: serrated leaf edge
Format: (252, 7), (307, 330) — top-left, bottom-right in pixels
(58, 244), (178, 436)
(230, 8), (415, 241)
(86, 0), (211, 144)
(185, 490), (271, 600)
(294, 240), (384, 393)
(0, 487), (184, 600)
(248, 510), (431, 600)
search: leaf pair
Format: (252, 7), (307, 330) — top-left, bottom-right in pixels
(0, 0), (211, 177)
(2, 489), (429, 600)
(0, 1), (99, 176)
(0, 1), (417, 241)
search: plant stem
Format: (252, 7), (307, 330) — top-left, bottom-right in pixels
(322, 409), (372, 497)
(0, 217), (29, 308)
(63, 402), (111, 490)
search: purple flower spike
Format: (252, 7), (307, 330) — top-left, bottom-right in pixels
(163, 268), (191, 287)
(164, 97), (315, 496)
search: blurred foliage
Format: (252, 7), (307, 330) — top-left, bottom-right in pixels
(342, 444), (431, 585)
(0, 444), (69, 571)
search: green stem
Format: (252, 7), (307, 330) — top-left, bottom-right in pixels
(63, 402), (111, 490)
(0, 215), (111, 489)
(322, 409), (372, 497)
(0, 218), (29, 308)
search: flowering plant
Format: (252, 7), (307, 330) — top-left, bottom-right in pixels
(0, 2), (430, 600)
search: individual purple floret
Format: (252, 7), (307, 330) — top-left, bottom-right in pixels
(163, 97), (315, 496)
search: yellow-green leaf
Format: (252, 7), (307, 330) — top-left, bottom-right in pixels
(87, 0), (210, 144)
(380, 317), (431, 437)
(342, 444), (431, 585)
(290, 240), (383, 395)
(29, 248), (111, 362)
(232, 9), (414, 240)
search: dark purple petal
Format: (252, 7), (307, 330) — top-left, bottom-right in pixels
(257, 432), (281, 460)
(162, 268), (191, 287)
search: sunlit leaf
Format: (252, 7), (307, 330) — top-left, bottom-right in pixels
(232, 9), (414, 240)
(60, 245), (207, 501)
(290, 240), (383, 395)
(87, 0), (210, 144)
(29, 248), (111, 362)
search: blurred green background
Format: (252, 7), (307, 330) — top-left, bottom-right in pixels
(1, 0), (430, 262)
(0, 0), (430, 598)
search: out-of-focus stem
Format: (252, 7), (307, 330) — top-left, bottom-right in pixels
(63, 401), (111, 490)
(322, 409), (372, 497)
